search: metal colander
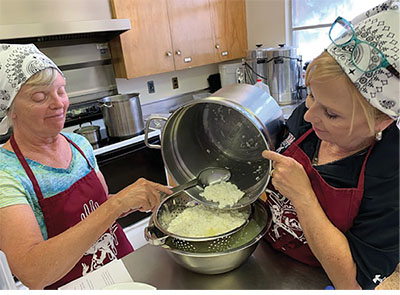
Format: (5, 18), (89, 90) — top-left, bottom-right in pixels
(145, 192), (270, 254)
(165, 231), (238, 253)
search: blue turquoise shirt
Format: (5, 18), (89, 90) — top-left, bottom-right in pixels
(0, 133), (99, 239)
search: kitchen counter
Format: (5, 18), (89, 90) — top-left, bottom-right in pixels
(122, 240), (331, 290)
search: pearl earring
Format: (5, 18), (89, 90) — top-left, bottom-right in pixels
(375, 131), (382, 141)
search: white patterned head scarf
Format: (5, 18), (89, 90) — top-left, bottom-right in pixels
(326, 0), (400, 121)
(0, 44), (62, 135)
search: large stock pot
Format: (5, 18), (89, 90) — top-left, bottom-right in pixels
(145, 83), (284, 202)
(99, 93), (144, 138)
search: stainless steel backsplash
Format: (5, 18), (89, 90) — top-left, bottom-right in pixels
(41, 43), (118, 105)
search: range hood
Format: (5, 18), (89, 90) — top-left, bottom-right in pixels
(0, 19), (131, 47)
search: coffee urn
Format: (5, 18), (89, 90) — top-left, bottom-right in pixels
(245, 44), (302, 105)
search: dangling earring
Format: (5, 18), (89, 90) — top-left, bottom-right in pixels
(375, 131), (382, 141)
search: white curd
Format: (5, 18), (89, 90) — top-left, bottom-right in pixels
(199, 181), (245, 208)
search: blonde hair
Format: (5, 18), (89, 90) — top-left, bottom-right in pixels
(25, 67), (59, 86)
(8, 68), (61, 115)
(305, 51), (389, 135)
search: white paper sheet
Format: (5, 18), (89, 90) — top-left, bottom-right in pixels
(58, 259), (133, 290)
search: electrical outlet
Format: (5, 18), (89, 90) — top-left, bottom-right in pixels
(172, 77), (179, 89)
(147, 80), (155, 93)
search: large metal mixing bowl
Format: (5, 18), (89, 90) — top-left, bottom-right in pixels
(145, 196), (271, 274)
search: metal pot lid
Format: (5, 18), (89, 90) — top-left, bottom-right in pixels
(247, 44), (297, 59)
(246, 44), (270, 59)
(266, 44), (297, 58)
(73, 125), (100, 134)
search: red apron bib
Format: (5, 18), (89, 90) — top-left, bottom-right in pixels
(10, 134), (133, 289)
(265, 128), (374, 266)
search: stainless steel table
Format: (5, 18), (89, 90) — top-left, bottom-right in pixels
(122, 240), (331, 290)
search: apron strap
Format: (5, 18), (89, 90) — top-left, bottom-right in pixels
(292, 127), (374, 191)
(61, 134), (93, 169)
(356, 141), (375, 190)
(10, 134), (44, 200)
(10, 134), (94, 201)
(295, 128), (314, 145)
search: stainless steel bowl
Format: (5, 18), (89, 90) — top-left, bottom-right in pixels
(145, 196), (271, 274)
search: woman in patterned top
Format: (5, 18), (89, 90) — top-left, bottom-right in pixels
(0, 44), (172, 289)
(262, 0), (399, 289)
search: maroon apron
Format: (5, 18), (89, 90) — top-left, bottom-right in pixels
(10, 134), (133, 289)
(265, 128), (374, 266)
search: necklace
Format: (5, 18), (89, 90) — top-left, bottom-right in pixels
(312, 139), (321, 166)
(312, 139), (370, 166)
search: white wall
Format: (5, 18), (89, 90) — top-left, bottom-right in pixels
(116, 64), (218, 104)
(0, 0), (112, 24)
(246, 0), (288, 50)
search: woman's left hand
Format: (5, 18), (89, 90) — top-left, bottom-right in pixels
(262, 150), (314, 206)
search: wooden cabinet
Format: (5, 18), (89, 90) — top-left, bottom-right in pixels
(209, 0), (248, 62)
(110, 0), (175, 78)
(166, 0), (216, 71)
(110, 0), (247, 79)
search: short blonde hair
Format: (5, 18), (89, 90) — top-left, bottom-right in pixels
(25, 67), (59, 86)
(305, 51), (389, 135)
(8, 68), (60, 115)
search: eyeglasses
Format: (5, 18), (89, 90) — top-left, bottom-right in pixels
(329, 16), (399, 79)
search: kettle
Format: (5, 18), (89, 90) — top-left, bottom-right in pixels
(245, 44), (302, 105)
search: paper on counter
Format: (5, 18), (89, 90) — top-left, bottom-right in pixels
(58, 259), (133, 290)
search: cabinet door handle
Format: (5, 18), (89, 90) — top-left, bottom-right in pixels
(184, 57), (192, 63)
(166, 51), (172, 57)
(175, 50), (182, 56)
(215, 44), (220, 49)
(221, 51), (229, 56)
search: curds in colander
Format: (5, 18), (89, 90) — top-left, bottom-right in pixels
(153, 191), (251, 243)
(144, 192), (271, 274)
(145, 191), (269, 253)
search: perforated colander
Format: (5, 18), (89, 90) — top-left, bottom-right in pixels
(146, 192), (269, 253)
(165, 231), (238, 253)
(145, 195), (270, 255)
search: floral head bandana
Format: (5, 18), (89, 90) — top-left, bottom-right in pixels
(326, 0), (400, 121)
(0, 44), (62, 135)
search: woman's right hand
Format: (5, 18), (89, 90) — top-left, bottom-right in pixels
(113, 178), (173, 213)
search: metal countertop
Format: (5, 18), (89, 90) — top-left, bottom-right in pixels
(122, 239), (331, 290)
